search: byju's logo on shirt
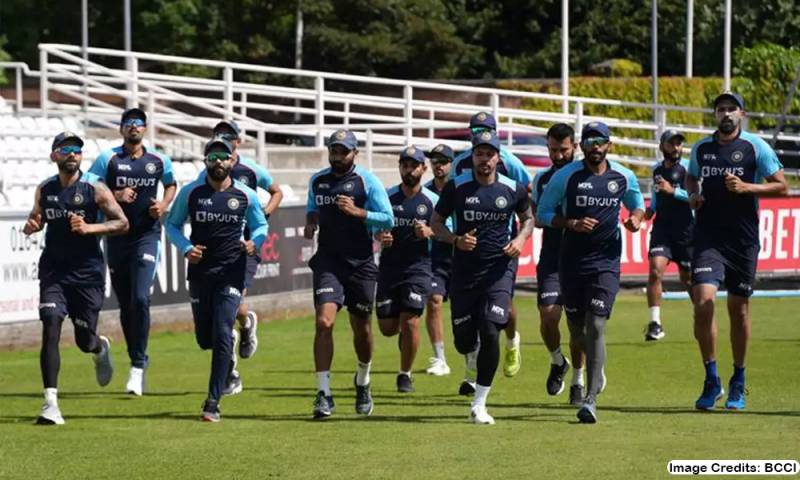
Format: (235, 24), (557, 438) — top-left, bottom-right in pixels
(575, 196), (620, 208)
(315, 194), (338, 206)
(195, 211), (240, 223)
(116, 176), (157, 188)
(700, 166), (744, 178)
(464, 210), (509, 222)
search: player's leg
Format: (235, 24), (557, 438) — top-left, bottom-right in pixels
(376, 281), (400, 337)
(125, 237), (159, 395)
(502, 260), (521, 377)
(201, 283), (241, 422)
(238, 254), (260, 359)
(109, 259), (135, 365)
(561, 272), (588, 405)
(67, 284), (112, 387)
(345, 260), (377, 416)
(691, 244), (725, 410)
(36, 283), (68, 425)
(722, 247), (756, 410)
(310, 257), (345, 419)
(451, 286), (479, 396)
(567, 323), (586, 406)
(538, 267), (569, 396)
(425, 267), (450, 375)
(395, 283), (426, 393)
(645, 252), (669, 341)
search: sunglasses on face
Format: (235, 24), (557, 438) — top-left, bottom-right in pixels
(122, 118), (146, 128)
(55, 145), (82, 155)
(582, 137), (609, 147)
(205, 152), (232, 163)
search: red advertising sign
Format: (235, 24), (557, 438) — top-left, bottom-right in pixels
(518, 197), (800, 279)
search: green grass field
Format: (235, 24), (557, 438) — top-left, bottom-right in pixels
(1, 294), (798, 479)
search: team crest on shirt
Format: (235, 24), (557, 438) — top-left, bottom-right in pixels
(227, 198), (240, 210)
(607, 180), (619, 193)
(238, 176), (250, 186)
(731, 151), (744, 163)
(672, 171), (681, 180)
(343, 182), (354, 192)
(495, 196), (508, 209)
(72, 193), (84, 205)
(145, 162), (157, 174)
(416, 204), (428, 216)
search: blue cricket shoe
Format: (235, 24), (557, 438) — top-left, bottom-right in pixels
(725, 381), (746, 410)
(695, 376), (724, 410)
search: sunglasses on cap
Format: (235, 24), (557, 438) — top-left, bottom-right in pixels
(55, 145), (82, 155)
(582, 136), (609, 147)
(205, 152), (232, 163)
(122, 118), (146, 128)
(470, 126), (494, 137)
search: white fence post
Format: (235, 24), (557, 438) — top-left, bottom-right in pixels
(241, 91), (248, 118)
(147, 89), (156, 147)
(15, 66), (23, 112)
(344, 101), (350, 128)
(428, 110), (435, 138)
(315, 76), (325, 147)
(224, 67), (234, 120)
(39, 49), (48, 119)
(128, 56), (139, 109)
(574, 101), (584, 137)
(257, 129), (265, 166)
(490, 93), (500, 124)
(404, 85), (413, 144)
(366, 128), (374, 171)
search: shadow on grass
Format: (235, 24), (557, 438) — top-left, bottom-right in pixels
(0, 391), (205, 399)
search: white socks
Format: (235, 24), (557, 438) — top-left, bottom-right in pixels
(549, 347), (565, 366)
(650, 306), (661, 324)
(572, 367), (584, 387)
(356, 361), (371, 386)
(399, 370), (411, 377)
(44, 387), (58, 404)
(506, 331), (520, 349)
(316, 371), (331, 396)
(472, 384), (491, 409)
(433, 342), (446, 361)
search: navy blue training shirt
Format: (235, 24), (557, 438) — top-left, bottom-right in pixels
(650, 159), (693, 238)
(379, 185), (439, 280)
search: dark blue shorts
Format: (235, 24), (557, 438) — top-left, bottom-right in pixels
(376, 274), (431, 319)
(451, 269), (514, 327)
(536, 261), (562, 307)
(692, 236), (758, 298)
(560, 270), (620, 320)
(648, 227), (692, 270)
(39, 281), (104, 328)
(310, 253), (377, 315)
(244, 254), (260, 290)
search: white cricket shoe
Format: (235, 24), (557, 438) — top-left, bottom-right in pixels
(469, 405), (495, 425)
(36, 389), (64, 425)
(425, 357), (451, 376)
(126, 366), (145, 396)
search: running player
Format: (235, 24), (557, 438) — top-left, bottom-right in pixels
(431, 131), (533, 424)
(305, 129), (394, 419)
(375, 146), (438, 393)
(451, 112), (531, 382)
(422, 144), (455, 376)
(537, 122), (645, 423)
(643, 129), (694, 341)
(532, 123), (585, 405)
(687, 92), (787, 411)
(26, 132), (129, 425)
(165, 138), (268, 422)
(89, 107), (177, 396)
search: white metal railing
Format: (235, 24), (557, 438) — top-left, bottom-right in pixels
(2, 44), (799, 174)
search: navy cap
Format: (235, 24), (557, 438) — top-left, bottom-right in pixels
(581, 121), (611, 141)
(471, 130), (501, 152)
(213, 119), (242, 137)
(428, 144), (454, 162)
(204, 136), (234, 155)
(713, 92), (745, 110)
(51, 131), (84, 151)
(121, 107), (147, 124)
(399, 145), (426, 164)
(469, 111), (497, 131)
(660, 129), (685, 145)
(328, 129), (358, 150)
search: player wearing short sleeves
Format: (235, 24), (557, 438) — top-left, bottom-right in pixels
(431, 131), (533, 425)
(89, 108), (177, 396)
(165, 138), (268, 422)
(686, 92), (788, 411)
(422, 143), (455, 377)
(532, 123), (585, 405)
(642, 129), (694, 342)
(452, 112), (532, 379)
(537, 122), (645, 423)
(25, 132), (129, 425)
(304, 129), (394, 419)
(374, 146), (438, 393)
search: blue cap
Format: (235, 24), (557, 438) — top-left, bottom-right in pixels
(471, 130), (501, 152)
(428, 144), (454, 162)
(51, 131), (84, 151)
(660, 129), (685, 145)
(213, 119), (242, 137)
(328, 129), (358, 150)
(399, 145), (426, 163)
(469, 111), (497, 131)
(121, 107), (147, 124)
(713, 92), (745, 110)
(204, 136), (234, 155)
(581, 121), (611, 140)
